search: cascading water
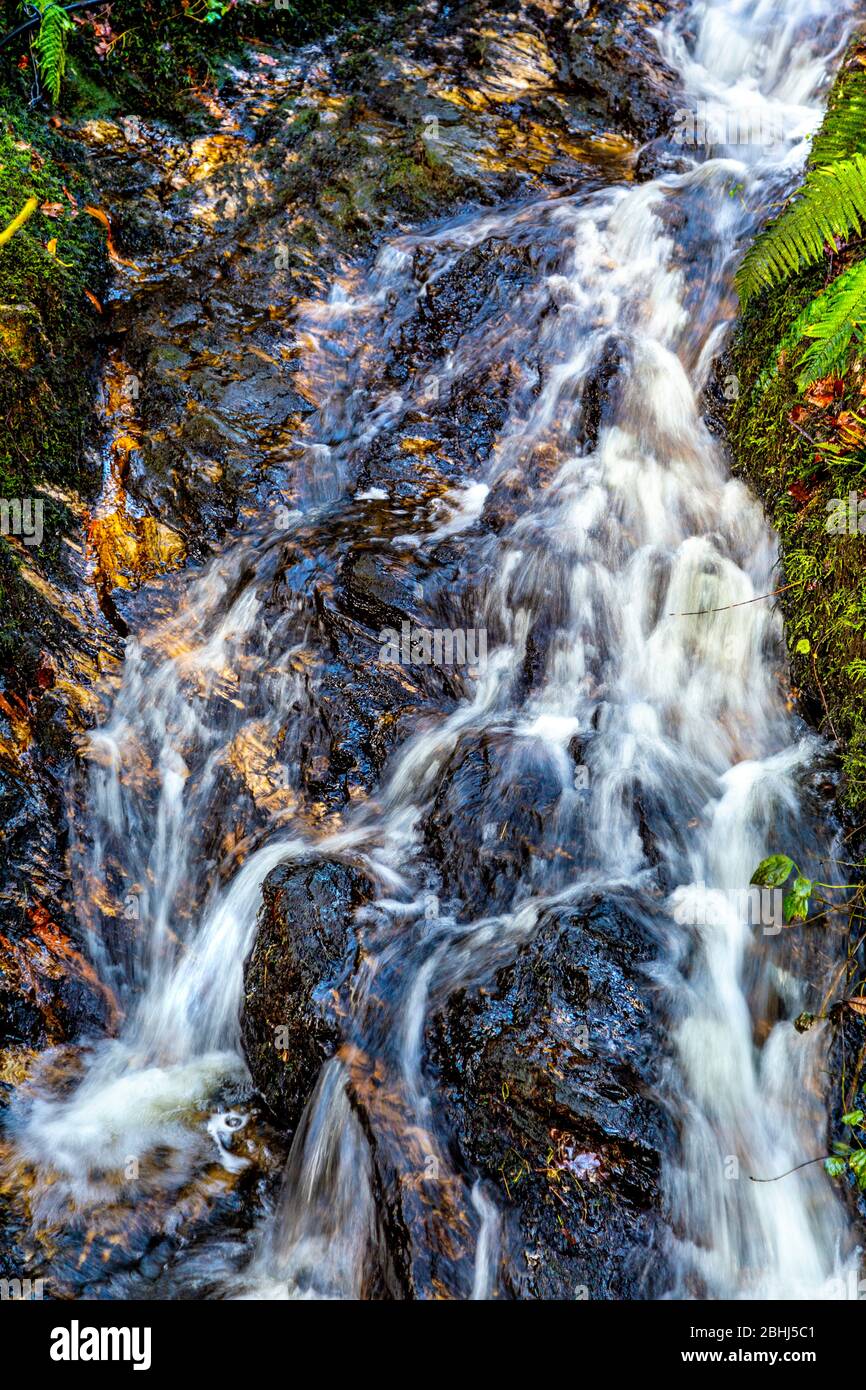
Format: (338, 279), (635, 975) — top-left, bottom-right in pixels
(3, 0), (862, 1299)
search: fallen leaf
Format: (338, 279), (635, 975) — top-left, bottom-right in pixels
(788, 480), (812, 505)
(45, 237), (73, 267)
(847, 997), (866, 1016)
(805, 376), (844, 408)
(40, 201), (64, 219)
(84, 290), (103, 313)
(84, 205), (139, 270)
(835, 410), (866, 447)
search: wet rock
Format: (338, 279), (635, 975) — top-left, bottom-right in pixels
(0, 303), (44, 371)
(394, 238), (536, 369)
(634, 136), (694, 182)
(240, 860), (369, 1128)
(215, 370), (313, 427)
(562, 0), (685, 143)
(429, 895), (671, 1299)
(423, 730), (571, 916)
(339, 549), (426, 634)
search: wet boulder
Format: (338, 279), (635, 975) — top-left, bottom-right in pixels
(393, 238), (536, 370)
(240, 860), (369, 1128)
(423, 730), (573, 917)
(562, 0), (684, 143)
(429, 894), (671, 1299)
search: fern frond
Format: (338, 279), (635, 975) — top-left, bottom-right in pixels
(31, 2), (74, 105)
(736, 155), (866, 304)
(795, 259), (866, 388)
(811, 70), (866, 165)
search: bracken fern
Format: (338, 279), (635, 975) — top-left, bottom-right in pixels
(735, 154), (866, 304)
(810, 69), (866, 165)
(736, 52), (866, 393)
(30, 1), (74, 104)
(795, 258), (866, 388)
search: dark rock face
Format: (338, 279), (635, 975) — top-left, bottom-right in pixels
(240, 861), (368, 1128)
(563, 0), (685, 143)
(429, 896), (671, 1299)
(0, 736), (112, 1051)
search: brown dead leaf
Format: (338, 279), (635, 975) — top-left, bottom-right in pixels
(805, 376), (844, 408)
(84, 204), (139, 270)
(788, 479), (812, 505)
(835, 410), (866, 448)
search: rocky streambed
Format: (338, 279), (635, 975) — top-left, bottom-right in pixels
(0, 0), (860, 1301)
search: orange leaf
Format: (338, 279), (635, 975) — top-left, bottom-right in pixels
(805, 376), (844, 408)
(84, 289), (103, 313)
(84, 205), (139, 270)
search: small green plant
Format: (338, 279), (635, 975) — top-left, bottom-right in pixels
(29, 0), (75, 104)
(825, 1110), (866, 1188)
(186, 0), (231, 22)
(750, 853), (816, 923)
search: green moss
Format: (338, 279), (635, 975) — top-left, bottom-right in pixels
(729, 233), (866, 808)
(0, 97), (106, 690)
(0, 1), (414, 118)
(267, 92), (476, 250)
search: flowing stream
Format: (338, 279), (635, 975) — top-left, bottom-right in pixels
(3, 0), (862, 1299)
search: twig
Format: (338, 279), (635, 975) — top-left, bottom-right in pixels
(812, 644), (839, 741)
(749, 1154), (828, 1182)
(669, 579), (799, 618)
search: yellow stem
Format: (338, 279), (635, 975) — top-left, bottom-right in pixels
(0, 197), (38, 248)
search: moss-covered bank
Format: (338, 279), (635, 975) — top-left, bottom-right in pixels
(0, 0), (411, 118)
(0, 100), (105, 683)
(728, 37), (866, 813)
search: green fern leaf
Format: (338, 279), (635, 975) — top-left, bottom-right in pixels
(736, 155), (866, 304)
(811, 69), (866, 165)
(31, 1), (74, 105)
(795, 259), (866, 388)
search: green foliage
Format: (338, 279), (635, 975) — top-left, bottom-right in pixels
(794, 258), (866, 388)
(810, 68), (866, 165)
(737, 51), (866, 395)
(38, 1), (407, 115)
(751, 853), (795, 888)
(736, 154), (866, 304)
(750, 855), (814, 923)
(29, 0), (74, 104)
(827, 1110), (866, 1190)
(727, 50), (866, 809)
